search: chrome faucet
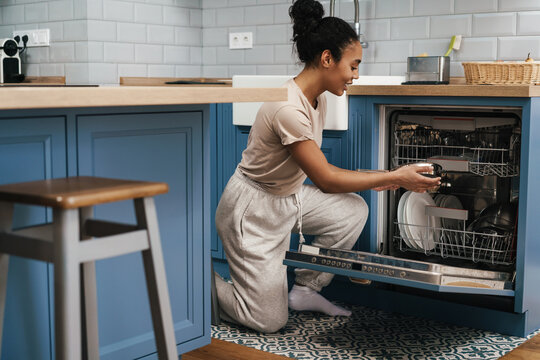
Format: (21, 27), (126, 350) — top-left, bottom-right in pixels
(329, 0), (368, 48)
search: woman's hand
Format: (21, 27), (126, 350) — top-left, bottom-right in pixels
(373, 184), (400, 191)
(392, 164), (440, 192)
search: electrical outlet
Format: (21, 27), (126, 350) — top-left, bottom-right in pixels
(229, 32), (253, 50)
(12, 29), (50, 47)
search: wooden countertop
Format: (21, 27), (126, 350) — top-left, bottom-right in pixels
(120, 76), (540, 97)
(0, 86), (287, 110)
(347, 82), (540, 97)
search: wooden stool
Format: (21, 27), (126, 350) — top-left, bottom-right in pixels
(0, 176), (178, 360)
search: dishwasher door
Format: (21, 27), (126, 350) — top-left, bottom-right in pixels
(284, 244), (514, 297)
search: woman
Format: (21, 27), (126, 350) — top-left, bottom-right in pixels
(215, 0), (440, 333)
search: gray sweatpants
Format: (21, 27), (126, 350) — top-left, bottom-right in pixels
(215, 169), (369, 333)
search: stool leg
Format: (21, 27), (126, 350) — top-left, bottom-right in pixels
(80, 206), (99, 360)
(134, 197), (178, 360)
(0, 201), (13, 356)
(53, 208), (81, 360)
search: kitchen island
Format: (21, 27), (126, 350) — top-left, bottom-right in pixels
(208, 78), (540, 338)
(0, 85), (287, 360)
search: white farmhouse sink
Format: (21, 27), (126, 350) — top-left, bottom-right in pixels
(232, 75), (405, 130)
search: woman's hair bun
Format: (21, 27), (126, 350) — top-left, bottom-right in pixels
(289, 0), (324, 40)
(289, 0), (358, 65)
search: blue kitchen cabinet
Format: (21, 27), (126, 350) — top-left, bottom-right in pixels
(1, 105), (213, 359)
(0, 115), (67, 360)
(211, 104), (234, 260)
(76, 107), (209, 359)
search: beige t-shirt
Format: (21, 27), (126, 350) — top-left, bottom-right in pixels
(238, 78), (327, 196)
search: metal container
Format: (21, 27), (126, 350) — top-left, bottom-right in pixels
(404, 56), (450, 84)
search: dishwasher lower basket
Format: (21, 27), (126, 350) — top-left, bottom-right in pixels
(394, 205), (516, 266)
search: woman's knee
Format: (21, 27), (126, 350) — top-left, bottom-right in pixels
(346, 193), (369, 221)
(251, 310), (289, 333)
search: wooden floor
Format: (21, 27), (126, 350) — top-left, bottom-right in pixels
(183, 333), (540, 360)
(183, 339), (293, 360)
(500, 332), (540, 360)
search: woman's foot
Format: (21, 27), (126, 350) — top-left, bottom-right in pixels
(288, 284), (352, 316)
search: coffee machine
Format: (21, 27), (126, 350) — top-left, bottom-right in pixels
(0, 35), (27, 83)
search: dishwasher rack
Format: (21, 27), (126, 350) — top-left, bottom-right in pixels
(393, 126), (520, 177)
(394, 206), (516, 266)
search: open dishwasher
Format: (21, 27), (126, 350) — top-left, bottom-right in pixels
(284, 104), (521, 297)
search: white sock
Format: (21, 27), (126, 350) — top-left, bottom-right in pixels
(288, 284), (352, 316)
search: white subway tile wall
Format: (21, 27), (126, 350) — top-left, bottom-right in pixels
(2, 0), (540, 83)
(363, 19), (391, 41)
(472, 13), (516, 37)
(454, 0), (497, 14)
(201, 0), (540, 78)
(390, 17), (428, 40)
(413, 0), (453, 16)
(374, 40), (412, 62)
(0, 0), (202, 84)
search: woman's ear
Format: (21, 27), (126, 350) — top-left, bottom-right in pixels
(320, 49), (333, 69)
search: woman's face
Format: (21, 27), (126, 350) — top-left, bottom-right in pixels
(324, 41), (363, 96)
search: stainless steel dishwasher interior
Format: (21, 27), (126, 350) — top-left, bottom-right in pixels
(382, 105), (521, 276)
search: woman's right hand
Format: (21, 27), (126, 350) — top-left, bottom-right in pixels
(392, 164), (440, 192)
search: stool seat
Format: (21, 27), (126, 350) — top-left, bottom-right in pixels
(0, 176), (168, 209)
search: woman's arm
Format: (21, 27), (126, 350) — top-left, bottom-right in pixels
(287, 140), (440, 193)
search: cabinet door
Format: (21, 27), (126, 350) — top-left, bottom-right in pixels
(77, 111), (205, 359)
(211, 104), (236, 260)
(0, 116), (67, 360)
(212, 115), (250, 260)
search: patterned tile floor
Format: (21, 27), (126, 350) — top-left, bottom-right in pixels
(212, 304), (538, 360)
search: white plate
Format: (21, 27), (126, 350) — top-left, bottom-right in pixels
(402, 192), (418, 249)
(434, 194), (445, 207)
(440, 195), (463, 230)
(397, 191), (416, 249)
(404, 192), (440, 251)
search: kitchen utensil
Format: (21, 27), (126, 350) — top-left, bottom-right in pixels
(477, 202), (517, 232)
(393, 162), (443, 178)
(0, 37), (26, 83)
(403, 56), (450, 85)
(444, 35), (462, 57)
(467, 215), (513, 235)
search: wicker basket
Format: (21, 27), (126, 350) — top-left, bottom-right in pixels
(462, 61), (540, 85)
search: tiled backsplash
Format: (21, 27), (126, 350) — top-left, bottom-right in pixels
(2, 0), (540, 84)
(0, 0), (202, 85)
(202, 0), (540, 78)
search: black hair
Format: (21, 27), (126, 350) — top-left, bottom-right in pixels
(289, 0), (359, 66)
